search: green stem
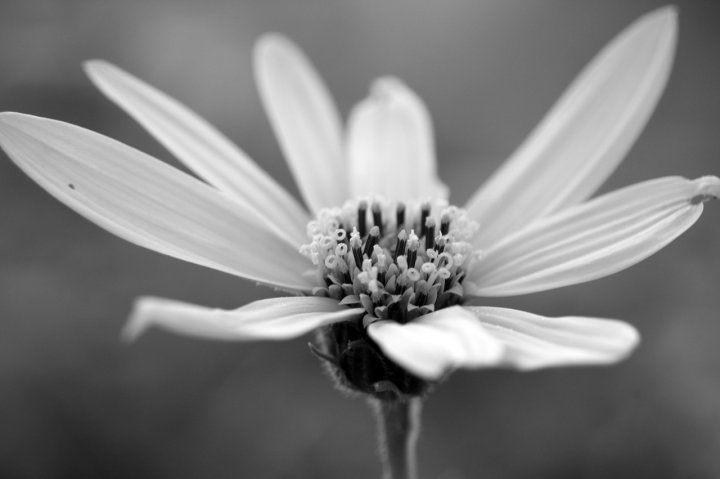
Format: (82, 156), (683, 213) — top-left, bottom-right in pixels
(370, 397), (422, 479)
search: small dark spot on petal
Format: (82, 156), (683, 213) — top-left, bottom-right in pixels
(691, 193), (716, 205)
(68, 183), (75, 190)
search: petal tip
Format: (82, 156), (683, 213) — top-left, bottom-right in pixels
(0, 112), (35, 141)
(607, 322), (641, 364)
(254, 32), (297, 62)
(691, 176), (720, 204)
(0, 111), (25, 123)
(121, 296), (155, 343)
(370, 76), (405, 96)
(639, 5), (678, 41)
(83, 59), (112, 77)
(648, 5), (678, 22)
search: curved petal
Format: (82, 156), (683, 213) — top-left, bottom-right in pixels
(254, 33), (346, 212)
(0, 113), (314, 292)
(467, 306), (639, 370)
(84, 60), (309, 246)
(465, 7), (677, 248)
(367, 306), (503, 380)
(347, 77), (448, 201)
(465, 176), (719, 297)
(124, 296), (365, 341)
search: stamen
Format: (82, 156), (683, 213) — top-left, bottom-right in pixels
(415, 280), (429, 306)
(394, 229), (408, 260)
(440, 213), (451, 235)
(434, 235), (445, 253)
(363, 226), (380, 257)
(396, 202), (406, 230)
(357, 200), (367, 238)
(396, 255), (408, 272)
(407, 233), (418, 270)
(425, 217), (436, 250)
(419, 203), (431, 239)
(372, 202), (383, 236)
(350, 232), (363, 269)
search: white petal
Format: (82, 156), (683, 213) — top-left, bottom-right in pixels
(465, 176), (719, 297)
(468, 306), (639, 370)
(465, 7), (678, 248)
(254, 34), (346, 212)
(124, 296), (365, 341)
(84, 60), (309, 246)
(347, 77), (448, 201)
(367, 306), (503, 380)
(0, 113), (314, 292)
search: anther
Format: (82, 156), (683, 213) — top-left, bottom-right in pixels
(372, 202), (383, 236)
(357, 200), (368, 238)
(396, 202), (406, 230)
(394, 229), (408, 260)
(440, 213), (451, 236)
(350, 233), (363, 269)
(363, 226), (380, 257)
(397, 255), (408, 271)
(434, 235), (445, 253)
(425, 217), (436, 250)
(419, 203), (431, 238)
(407, 237), (418, 270)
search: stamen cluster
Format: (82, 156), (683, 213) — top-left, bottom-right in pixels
(300, 198), (478, 324)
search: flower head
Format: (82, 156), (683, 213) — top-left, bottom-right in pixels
(0, 7), (717, 398)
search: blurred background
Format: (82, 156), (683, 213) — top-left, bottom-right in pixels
(1, 0), (719, 478)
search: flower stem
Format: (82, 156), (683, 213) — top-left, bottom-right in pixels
(370, 397), (422, 479)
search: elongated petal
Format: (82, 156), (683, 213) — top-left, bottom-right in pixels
(467, 307), (639, 369)
(124, 296), (365, 341)
(465, 176), (720, 297)
(84, 60), (309, 246)
(465, 7), (677, 248)
(0, 113), (314, 292)
(254, 34), (346, 212)
(347, 77), (448, 201)
(367, 306), (503, 380)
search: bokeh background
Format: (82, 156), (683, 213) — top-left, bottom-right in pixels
(1, 1), (719, 478)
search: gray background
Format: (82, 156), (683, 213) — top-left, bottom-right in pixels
(1, 1), (719, 478)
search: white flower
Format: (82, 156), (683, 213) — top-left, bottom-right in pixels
(0, 7), (717, 386)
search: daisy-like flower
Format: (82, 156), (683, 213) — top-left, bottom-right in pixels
(0, 7), (717, 397)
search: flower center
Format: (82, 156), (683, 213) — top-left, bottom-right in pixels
(300, 197), (479, 399)
(301, 197), (478, 324)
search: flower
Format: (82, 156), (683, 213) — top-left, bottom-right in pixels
(0, 7), (717, 394)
